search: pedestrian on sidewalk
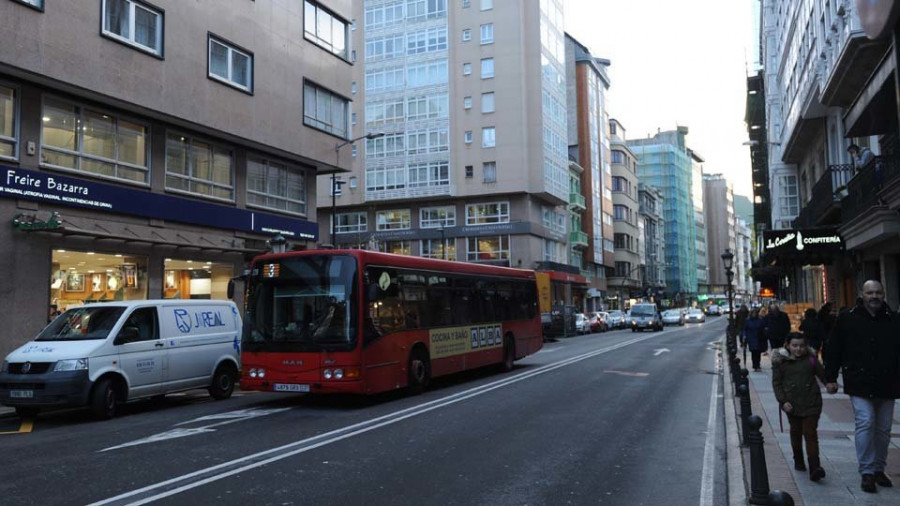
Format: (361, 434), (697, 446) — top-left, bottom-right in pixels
(825, 280), (900, 494)
(799, 308), (825, 356)
(773, 333), (827, 482)
(742, 308), (767, 371)
(764, 303), (791, 350)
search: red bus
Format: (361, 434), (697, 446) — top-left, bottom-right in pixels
(238, 249), (542, 395)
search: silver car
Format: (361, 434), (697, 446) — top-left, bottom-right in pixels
(661, 309), (685, 326)
(685, 309), (706, 323)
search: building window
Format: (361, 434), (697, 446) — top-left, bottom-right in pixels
(304, 0), (349, 59)
(420, 206), (456, 227)
(465, 165), (474, 178)
(247, 158), (307, 215)
(611, 149), (626, 164)
(464, 131), (473, 144)
(335, 212), (367, 233)
(406, 94), (448, 121)
(365, 66), (404, 92)
(406, 0), (447, 22)
(165, 132), (234, 200)
(366, 133), (405, 158)
(366, 98), (404, 126)
(462, 0), (470, 7)
(463, 63), (472, 76)
(467, 236), (509, 262)
(407, 60), (448, 87)
(407, 128), (449, 155)
(41, 98), (149, 184)
(483, 161), (496, 183)
(480, 0), (492, 10)
(466, 201), (509, 225)
(407, 27), (448, 54)
(462, 29), (471, 42)
(613, 204), (631, 222)
(365, 34), (404, 61)
(481, 58), (494, 78)
(376, 209), (412, 231)
(365, 1), (403, 30)
(366, 164), (405, 191)
(481, 92), (495, 113)
(101, 0), (163, 56)
(0, 85), (17, 160)
(778, 174), (799, 217)
(421, 239), (456, 260)
(463, 96), (472, 109)
(482, 127), (495, 148)
(408, 161), (450, 187)
(303, 82), (349, 138)
(615, 261), (633, 278)
(208, 36), (253, 92)
(480, 23), (494, 44)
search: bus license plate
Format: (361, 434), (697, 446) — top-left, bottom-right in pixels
(10, 390), (33, 399)
(274, 384), (310, 393)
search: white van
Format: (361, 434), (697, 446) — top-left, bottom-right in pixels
(0, 300), (241, 419)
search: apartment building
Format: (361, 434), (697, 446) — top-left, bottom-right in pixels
(752, 0), (898, 308)
(0, 0), (354, 357)
(638, 183), (666, 297)
(607, 119), (641, 309)
(320, 0), (591, 308)
(703, 174), (736, 294)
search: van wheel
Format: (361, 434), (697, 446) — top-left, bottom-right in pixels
(90, 378), (121, 420)
(407, 348), (431, 395)
(499, 334), (516, 372)
(15, 406), (39, 418)
(210, 363), (237, 400)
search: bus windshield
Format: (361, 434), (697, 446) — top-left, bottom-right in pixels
(243, 255), (358, 352)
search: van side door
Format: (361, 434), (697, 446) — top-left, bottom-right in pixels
(159, 305), (232, 392)
(115, 306), (163, 399)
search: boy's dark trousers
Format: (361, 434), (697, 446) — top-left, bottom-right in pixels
(787, 413), (821, 471)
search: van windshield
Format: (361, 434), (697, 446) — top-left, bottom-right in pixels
(37, 306), (126, 341)
(631, 305), (656, 316)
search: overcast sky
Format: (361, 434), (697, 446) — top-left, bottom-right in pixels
(564, 0), (756, 198)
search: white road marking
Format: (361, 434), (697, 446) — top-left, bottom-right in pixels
(653, 348), (671, 356)
(88, 332), (664, 506)
(698, 355), (720, 505)
(603, 370), (649, 377)
(99, 409), (291, 452)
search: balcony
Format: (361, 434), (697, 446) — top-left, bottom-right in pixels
(570, 231), (589, 248)
(821, 30), (890, 107)
(843, 143), (900, 223)
(793, 164), (853, 228)
(569, 193), (586, 211)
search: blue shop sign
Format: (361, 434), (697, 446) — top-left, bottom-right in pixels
(1, 165), (317, 240)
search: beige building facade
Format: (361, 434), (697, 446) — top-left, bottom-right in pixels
(0, 0), (354, 357)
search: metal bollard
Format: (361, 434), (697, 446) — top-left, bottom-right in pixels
(737, 368), (749, 397)
(747, 415), (770, 505)
(768, 490), (795, 506)
(737, 383), (751, 447)
(732, 357), (742, 385)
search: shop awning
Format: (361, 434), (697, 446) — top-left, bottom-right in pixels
(543, 270), (588, 285)
(12, 212), (262, 254)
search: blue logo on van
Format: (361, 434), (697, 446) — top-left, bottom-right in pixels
(174, 309), (192, 333)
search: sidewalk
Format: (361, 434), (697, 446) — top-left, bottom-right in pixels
(732, 350), (900, 505)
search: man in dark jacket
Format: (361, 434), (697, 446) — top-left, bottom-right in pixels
(825, 280), (900, 493)
(764, 303), (791, 349)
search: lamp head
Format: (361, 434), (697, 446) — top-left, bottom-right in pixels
(721, 249), (734, 271)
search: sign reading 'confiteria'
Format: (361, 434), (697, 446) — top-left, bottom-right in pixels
(762, 229), (843, 253)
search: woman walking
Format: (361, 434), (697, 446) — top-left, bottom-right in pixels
(742, 308), (767, 371)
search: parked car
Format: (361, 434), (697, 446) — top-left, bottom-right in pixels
(661, 309), (685, 326)
(575, 313), (590, 334)
(590, 312), (609, 333)
(630, 303), (663, 332)
(607, 310), (626, 329)
(706, 304), (722, 316)
(0, 300), (242, 420)
(685, 308), (707, 323)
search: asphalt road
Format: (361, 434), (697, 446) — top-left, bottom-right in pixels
(0, 318), (729, 506)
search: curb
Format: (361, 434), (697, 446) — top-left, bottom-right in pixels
(722, 336), (749, 506)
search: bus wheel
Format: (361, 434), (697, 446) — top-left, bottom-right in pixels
(499, 334), (516, 372)
(407, 348), (431, 395)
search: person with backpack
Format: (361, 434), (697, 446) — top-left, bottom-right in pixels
(773, 332), (827, 482)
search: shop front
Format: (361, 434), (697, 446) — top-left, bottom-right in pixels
(1, 164), (317, 358)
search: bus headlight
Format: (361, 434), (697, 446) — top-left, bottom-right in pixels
(249, 368), (265, 379)
(333, 369), (344, 380)
(323, 369), (333, 380)
(249, 368), (257, 378)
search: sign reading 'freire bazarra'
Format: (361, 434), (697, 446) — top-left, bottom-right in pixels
(1, 165), (317, 240)
(762, 229), (843, 254)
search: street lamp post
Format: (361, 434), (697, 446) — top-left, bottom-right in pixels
(331, 132), (385, 246)
(437, 226), (446, 260)
(722, 249), (736, 365)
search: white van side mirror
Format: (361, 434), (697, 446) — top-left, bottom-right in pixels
(114, 326), (141, 345)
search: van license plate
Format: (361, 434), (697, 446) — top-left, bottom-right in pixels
(274, 384), (310, 393)
(10, 390), (33, 399)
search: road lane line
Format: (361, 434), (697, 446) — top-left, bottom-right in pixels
(698, 352), (720, 505)
(89, 332), (667, 506)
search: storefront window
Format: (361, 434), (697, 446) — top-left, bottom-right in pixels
(51, 250), (148, 312)
(163, 259), (233, 300)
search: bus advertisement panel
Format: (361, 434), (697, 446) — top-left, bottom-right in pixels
(239, 250), (542, 395)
